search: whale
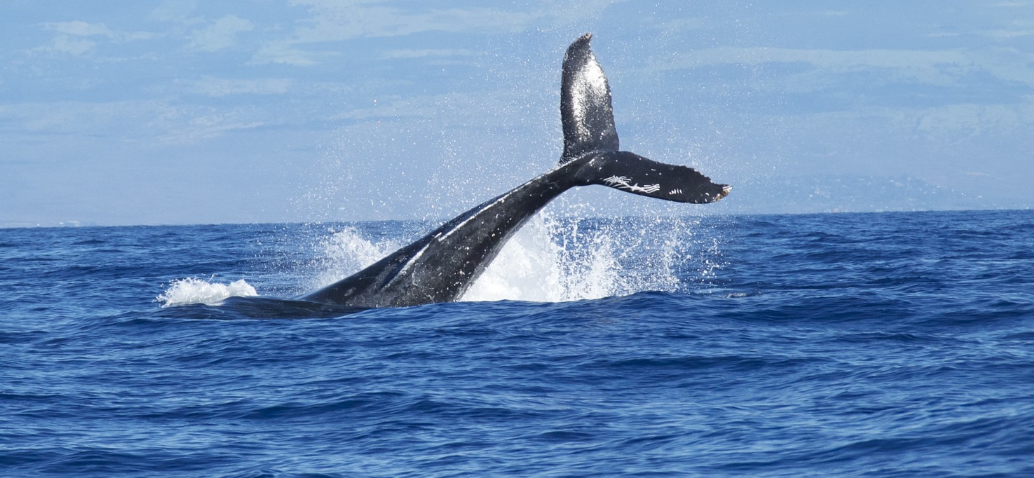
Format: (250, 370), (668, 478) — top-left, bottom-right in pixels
(299, 33), (730, 308)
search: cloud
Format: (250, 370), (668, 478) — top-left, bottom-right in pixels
(188, 77), (294, 96)
(0, 100), (167, 136)
(284, 2), (537, 43)
(39, 36), (98, 56)
(978, 19), (1034, 38)
(168, 113), (264, 142)
(909, 101), (1034, 139)
(148, 0), (202, 24)
(381, 49), (476, 59)
(641, 42), (1034, 142)
(653, 46), (1034, 96)
(251, 43), (327, 66)
(659, 47), (972, 80)
(251, 0), (624, 65)
(189, 15), (254, 51)
(0, 99), (267, 145)
(43, 21), (115, 37)
(32, 20), (159, 57)
(33, 21), (114, 56)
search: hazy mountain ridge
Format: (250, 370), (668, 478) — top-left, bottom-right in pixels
(716, 174), (1030, 215)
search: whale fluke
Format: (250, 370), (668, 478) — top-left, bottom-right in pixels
(561, 33), (620, 163)
(576, 151), (731, 203)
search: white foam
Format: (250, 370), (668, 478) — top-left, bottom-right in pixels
(461, 214), (661, 303)
(157, 278), (257, 307)
(308, 226), (401, 290)
(462, 214), (570, 302)
(294, 214), (714, 305)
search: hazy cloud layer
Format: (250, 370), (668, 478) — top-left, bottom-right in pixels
(2, 0), (1032, 226)
(189, 15), (254, 52)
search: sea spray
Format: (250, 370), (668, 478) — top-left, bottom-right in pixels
(159, 215), (715, 307)
(294, 214), (712, 304)
(461, 214), (606, 302)
(157, 277), (257, 307)
(307, 226), (403, 291)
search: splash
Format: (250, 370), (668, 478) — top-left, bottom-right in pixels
(463, 213), (703, 302)
(157, 278), (257, 307)
(307, 226), (402, 291)
(295, 213), (717, 304)
(462, 214), (622, 302)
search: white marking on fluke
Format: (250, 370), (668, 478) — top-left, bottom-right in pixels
(603, 175), (661, 194)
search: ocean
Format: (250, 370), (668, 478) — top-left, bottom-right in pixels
(2, 209), (1032, 477)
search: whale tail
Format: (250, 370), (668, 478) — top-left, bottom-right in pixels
(560, 33), (729, 204)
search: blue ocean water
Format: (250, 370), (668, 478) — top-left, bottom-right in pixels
(2, 209), (1033, 477)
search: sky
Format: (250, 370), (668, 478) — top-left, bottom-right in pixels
(2, 0), (1033, 227)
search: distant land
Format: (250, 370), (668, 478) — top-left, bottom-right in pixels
(713, 174), (1031, 215)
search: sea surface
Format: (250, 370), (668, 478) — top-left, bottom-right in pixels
(2, 209), (1033, 477)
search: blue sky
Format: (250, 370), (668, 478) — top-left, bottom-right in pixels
(2, 1), (1033, 226)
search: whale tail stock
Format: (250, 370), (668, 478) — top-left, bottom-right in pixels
(560, 33), (730, 204)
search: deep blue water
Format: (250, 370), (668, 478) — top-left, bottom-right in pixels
(2, 209), (1033, 477)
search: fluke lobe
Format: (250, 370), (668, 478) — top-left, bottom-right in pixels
(300, 33), (730, 308)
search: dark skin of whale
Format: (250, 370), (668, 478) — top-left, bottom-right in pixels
(300, 34), (730, 308)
